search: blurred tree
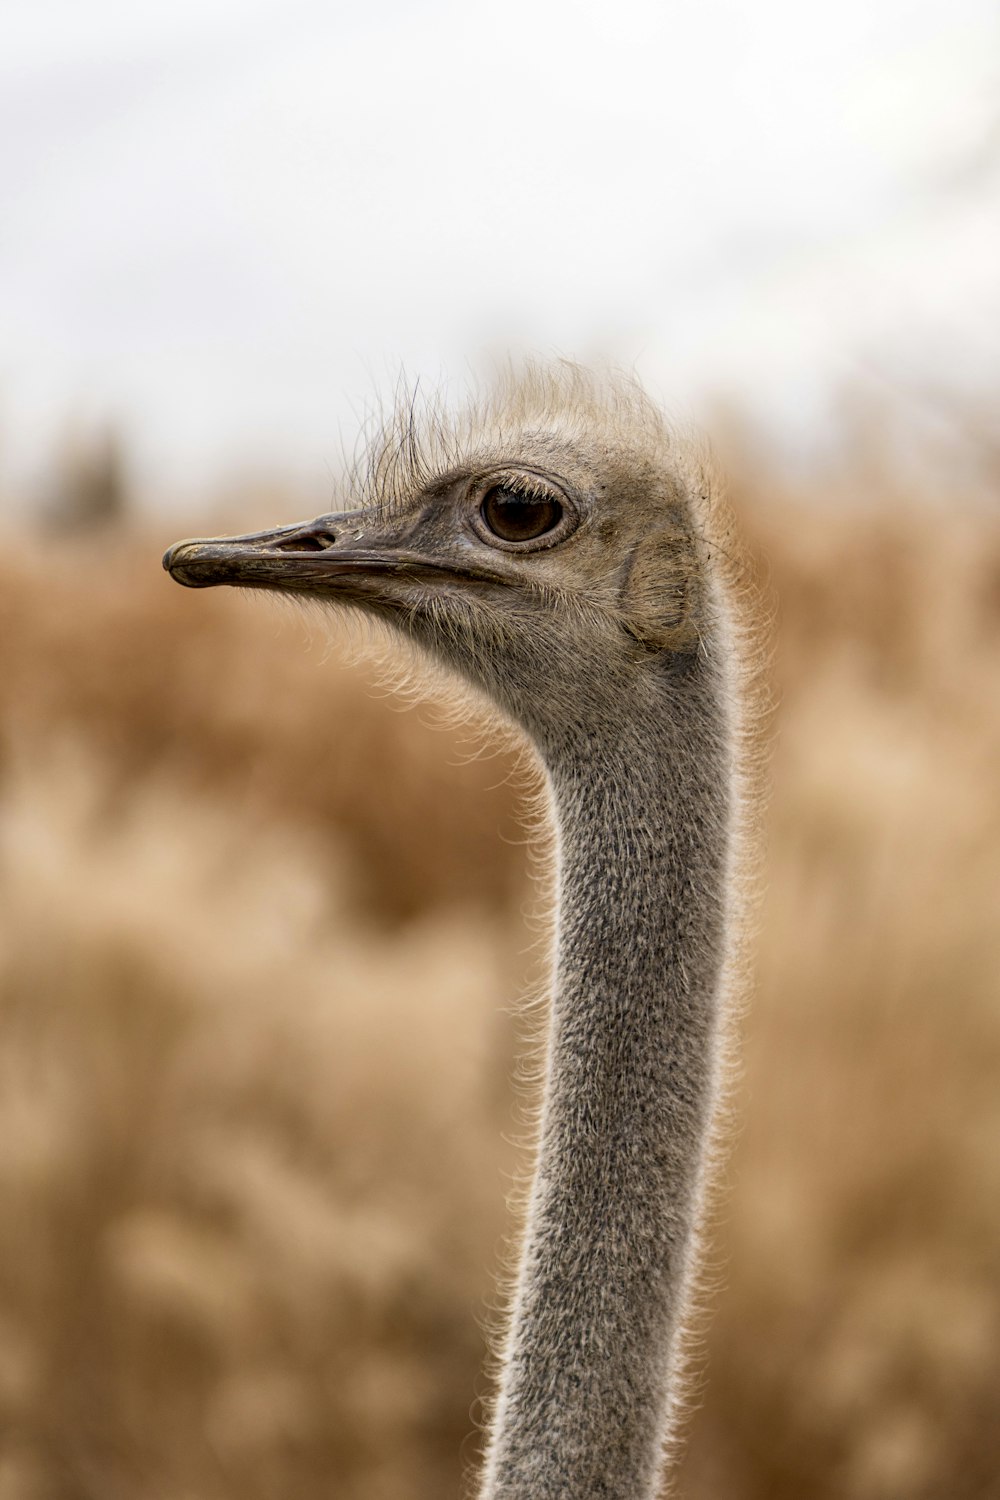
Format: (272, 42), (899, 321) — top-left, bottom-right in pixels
(43, 424), (130, 532)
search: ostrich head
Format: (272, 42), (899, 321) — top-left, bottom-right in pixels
(163, 370), (720, 749)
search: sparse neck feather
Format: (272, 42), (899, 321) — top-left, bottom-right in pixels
(479, 645), (733, 1500)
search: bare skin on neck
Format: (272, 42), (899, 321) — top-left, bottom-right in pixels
(163, 366), (748, 1500)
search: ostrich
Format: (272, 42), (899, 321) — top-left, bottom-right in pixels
(163, 366), (754, 1500)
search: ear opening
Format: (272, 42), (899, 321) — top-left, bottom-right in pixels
(621, 527), (703, 652)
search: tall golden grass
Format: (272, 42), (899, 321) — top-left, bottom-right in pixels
(0, 428), (998, 1499)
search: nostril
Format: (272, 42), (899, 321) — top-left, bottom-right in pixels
(273, 528), (337, 552)
(301, 530), (338, 551)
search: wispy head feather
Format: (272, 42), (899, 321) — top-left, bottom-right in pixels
(350, 360), (672, 520)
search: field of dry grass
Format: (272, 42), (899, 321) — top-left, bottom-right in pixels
(1, 429), (998, 1500)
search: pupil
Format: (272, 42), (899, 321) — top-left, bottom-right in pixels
(482, 486), (561, 541)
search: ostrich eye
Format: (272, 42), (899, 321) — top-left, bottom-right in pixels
(480, 485), (563, 543)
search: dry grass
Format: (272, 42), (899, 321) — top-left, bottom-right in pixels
(1, 430), (998, 1499)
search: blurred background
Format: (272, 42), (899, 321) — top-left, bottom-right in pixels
(1, 3), (998, 1498)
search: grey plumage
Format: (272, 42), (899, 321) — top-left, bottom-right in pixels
(163, 364), (755, 1500)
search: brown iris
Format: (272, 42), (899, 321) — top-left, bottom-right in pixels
(480, 485), (563, 543)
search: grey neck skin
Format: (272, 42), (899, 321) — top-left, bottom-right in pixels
(479, 649), (732, 1500)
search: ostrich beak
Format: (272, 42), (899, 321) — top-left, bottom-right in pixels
(161, 514), (410, 592)
(163, 514), (508, 597)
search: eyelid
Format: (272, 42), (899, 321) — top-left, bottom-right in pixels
(468, 467), (571, 505)
(487, 476), (558, 503)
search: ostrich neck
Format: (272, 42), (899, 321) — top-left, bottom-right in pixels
(480, 656), (732, 1500)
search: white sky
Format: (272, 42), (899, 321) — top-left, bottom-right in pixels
(1, 0), (998, 504)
